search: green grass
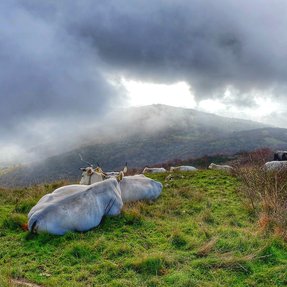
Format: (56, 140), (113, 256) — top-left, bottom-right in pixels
(0, 170), (286, 286)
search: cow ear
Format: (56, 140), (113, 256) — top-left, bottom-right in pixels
(123, 163), (128, 174)
(95, 167), (104, 174)
(116, 171), (124, 182)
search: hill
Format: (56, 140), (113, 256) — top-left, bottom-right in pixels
(2, 105), (287, 187)
(0, 170), (286, 286)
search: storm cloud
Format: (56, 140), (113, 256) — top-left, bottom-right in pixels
(1, 0), (287, 163)
(65, 0), (287, 98)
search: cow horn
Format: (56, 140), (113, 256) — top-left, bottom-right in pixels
(123, 162), (128, 174)
(79, 153), (94, 168)
(116, 171), (124, 182)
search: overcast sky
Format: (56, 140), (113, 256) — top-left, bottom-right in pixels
(1, 0), (287, 163)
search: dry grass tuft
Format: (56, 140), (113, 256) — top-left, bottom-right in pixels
(196, 237), (218, 257)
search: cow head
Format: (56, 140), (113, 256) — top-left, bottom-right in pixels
(80, 167), (104, 185)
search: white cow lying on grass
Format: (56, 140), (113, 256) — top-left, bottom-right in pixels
(264, 161), (287, 172)
(142, 167), (167, 173)
(79, 167), (163, 203)
(118, 174), (162, 202)
(28, 185), (88, 218)
(208, 163), (233, 172)
(28, 178), (123, 235)
(170, 166), (197, 172)
(79, 167), (105, 184)
(79, 163), (128, 185)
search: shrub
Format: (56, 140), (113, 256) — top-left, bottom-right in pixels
(235, 165), (287, 239)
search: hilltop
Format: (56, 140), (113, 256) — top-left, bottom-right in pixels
(0, 170), (286, 286)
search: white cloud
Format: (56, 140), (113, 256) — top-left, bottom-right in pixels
(122, 79), (196, 108)
(198, 93), (283, 127)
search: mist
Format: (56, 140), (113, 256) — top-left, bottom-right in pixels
(1, 0), (287, 165)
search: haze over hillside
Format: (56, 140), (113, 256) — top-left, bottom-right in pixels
(1, 104), (266, 166)
(1, 104), (286, 187)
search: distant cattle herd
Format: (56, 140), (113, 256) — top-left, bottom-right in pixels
(27, 150), (287, 235)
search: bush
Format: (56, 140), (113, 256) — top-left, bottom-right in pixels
(235, 165), (287, 239)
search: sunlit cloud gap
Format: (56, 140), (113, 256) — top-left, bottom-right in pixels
(121, 78), (284, 127)
(121, 79), (196, 108)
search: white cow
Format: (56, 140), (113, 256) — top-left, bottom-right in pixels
(79, 169), (163, 203)
(142, 167), (167, 174)
(30, 171), (124, 215)
(78, 165), (163, 202)
(79, 163), (128, 185)
(208, 163), (233, 172)
(118, 175), (163, 202)
(105, 171), (120, 176)
(79, 167), (105, 185)
(28, 184), (88, 218)
(170, 166), (197, 172)
(28, 178), (123, 235)
(264, 161), (287, 172)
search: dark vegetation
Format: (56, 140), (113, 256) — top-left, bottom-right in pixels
(0, 170), (287, 286)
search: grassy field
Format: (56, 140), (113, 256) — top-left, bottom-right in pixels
(0, 170), (287, 287)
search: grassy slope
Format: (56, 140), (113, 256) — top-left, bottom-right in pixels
(0, 171), (287, 287)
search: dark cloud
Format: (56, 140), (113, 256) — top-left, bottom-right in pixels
(0, 0), (125, 156)
(1, 0), (287, 163)
(63, 0), (287, 100)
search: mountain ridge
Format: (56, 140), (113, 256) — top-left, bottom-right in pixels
(0, 105), (284, 187)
